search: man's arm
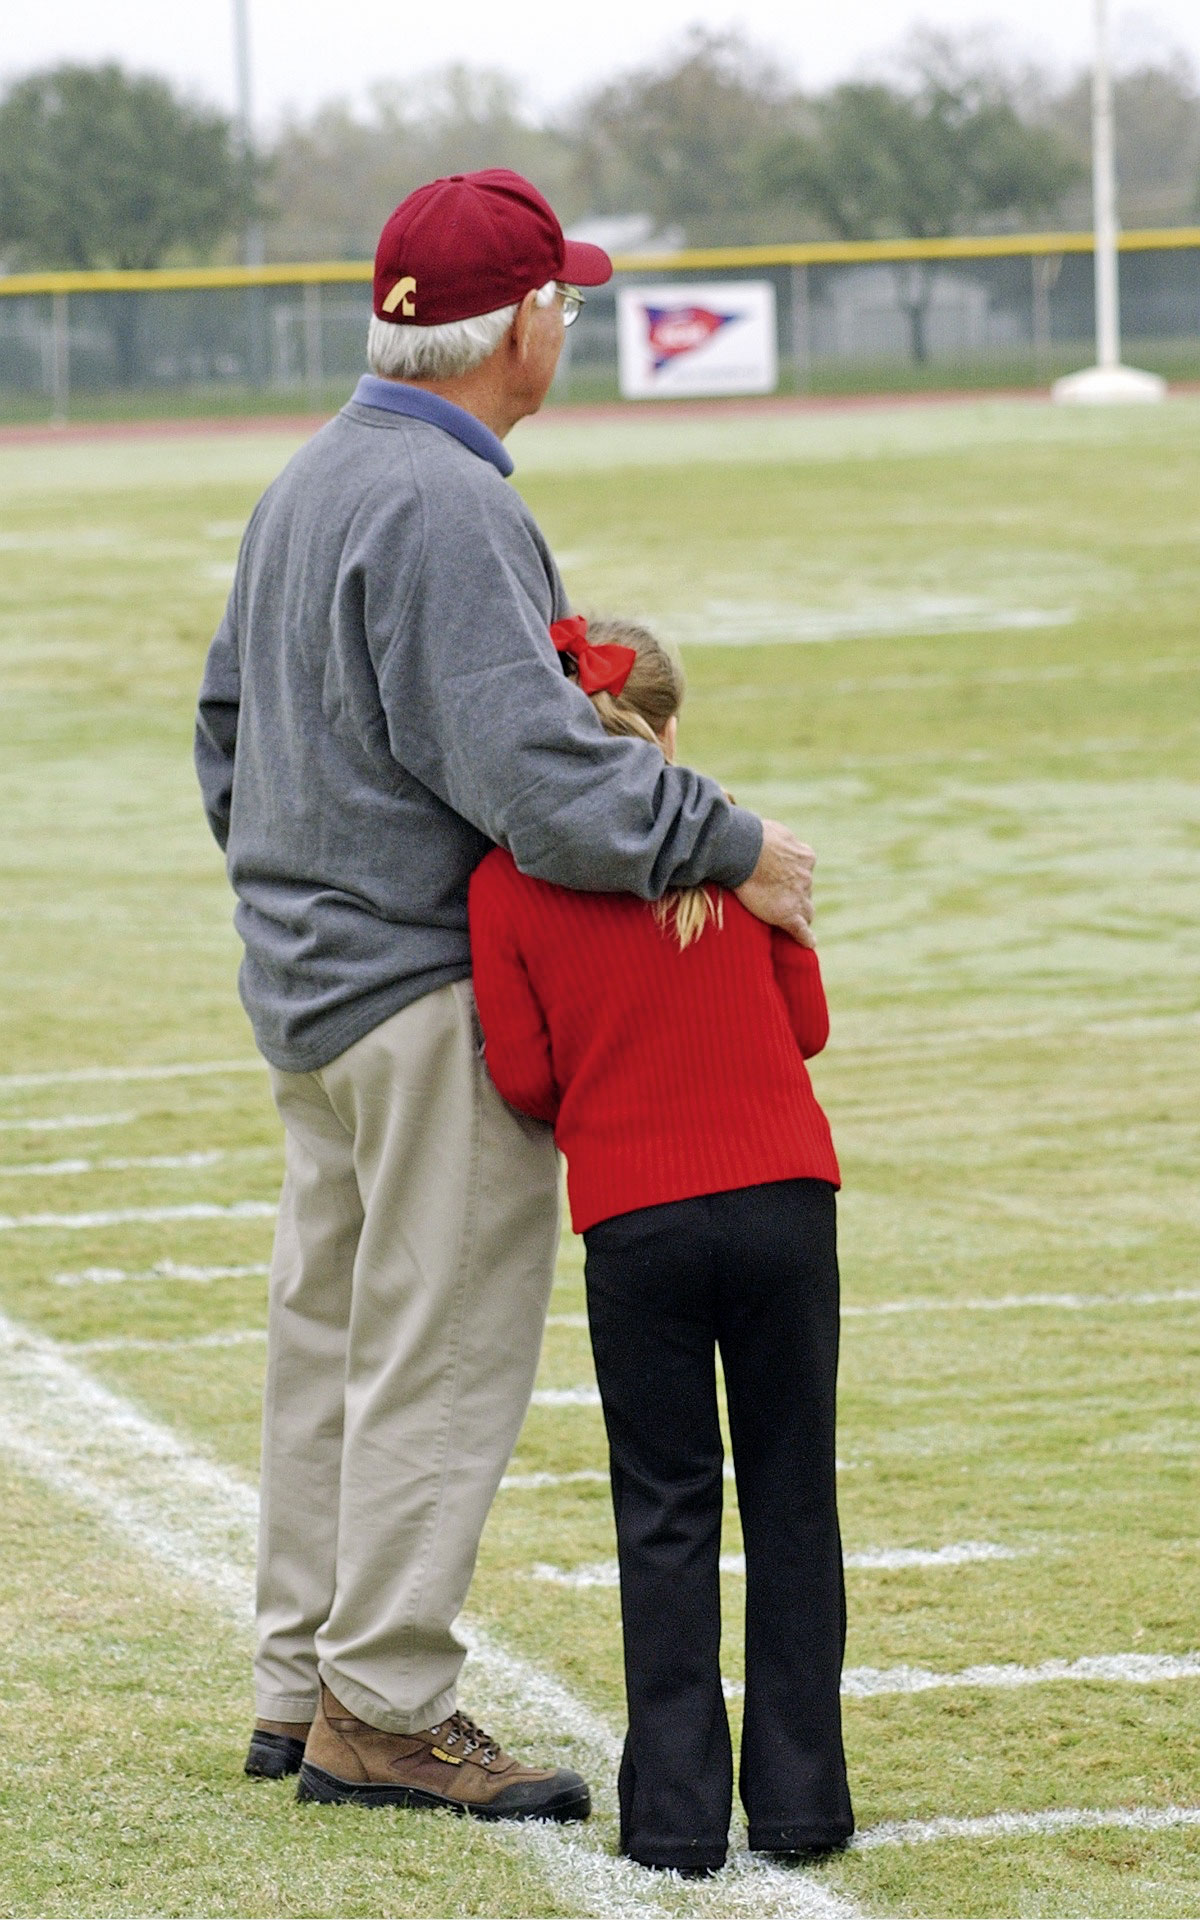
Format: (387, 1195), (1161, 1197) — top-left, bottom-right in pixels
(736, 823), (816, 947)
(364, 468), (763, 899)
(194, 602), (240, 852)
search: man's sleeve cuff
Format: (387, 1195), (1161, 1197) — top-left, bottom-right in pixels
(709, 805), (763, 889)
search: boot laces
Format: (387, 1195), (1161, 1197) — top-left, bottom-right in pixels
(428, 1710), (500, 1763)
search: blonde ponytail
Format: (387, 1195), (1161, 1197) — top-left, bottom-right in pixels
(561, 617), (722, 949)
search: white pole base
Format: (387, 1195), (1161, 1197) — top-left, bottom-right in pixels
(1052, 364), (1167, 404)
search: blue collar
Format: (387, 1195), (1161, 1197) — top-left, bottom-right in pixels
(348, 375), (514, 477)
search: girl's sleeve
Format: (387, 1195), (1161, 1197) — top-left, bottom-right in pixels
(770, 931), (830, 1059)
(469, 865), (560, 1126)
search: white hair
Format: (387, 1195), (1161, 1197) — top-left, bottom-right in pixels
(367, 280), (558, 381)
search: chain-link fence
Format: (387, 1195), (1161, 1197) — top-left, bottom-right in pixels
(3, 233), (1198, 422)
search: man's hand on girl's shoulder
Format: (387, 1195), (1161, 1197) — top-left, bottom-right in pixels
(734, 819), (817, 948)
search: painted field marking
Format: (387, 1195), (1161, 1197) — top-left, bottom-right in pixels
(0, 1060), (264, 1092)
(545, 1313), (589, 1329)
(0, 1310), (257, 1623)
(0, 1149), (228, 1179)
(533, 1544), (1019, 1588)
(0, 1199), (276, 1233)
(725, 1650), (1200, 1703)
(67, 1330), (267, 1355)
(53, 1261), (271, 1288)
(531, 1385), (602, 1407)
(500, 1469), (609, 1491)
(679, 596), (1077, 646)
(828, 655), (1197, 698)
(844, 1287), (1200, 1320)
(0, 1308), (856, 1920)
(841, 1652), (1200, 1696)
(823, 1006), (1200, 1059)
(495, 1463), (855, 1492)
(0, 1111), (137, 1133)
(844, 1543), (1020, 1570)
(853, 1803), (1200, 1851)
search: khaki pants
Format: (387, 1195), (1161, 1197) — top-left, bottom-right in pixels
(254, 981), (560, 1733)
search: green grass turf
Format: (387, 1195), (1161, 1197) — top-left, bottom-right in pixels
(0, 397), (1198, 1917)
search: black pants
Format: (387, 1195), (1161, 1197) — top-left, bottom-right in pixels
(584, 1178), (853, 1871)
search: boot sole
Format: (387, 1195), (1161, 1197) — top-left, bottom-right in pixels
(296, 1760), (591, 1823)
(245, 1731), (308, 1779)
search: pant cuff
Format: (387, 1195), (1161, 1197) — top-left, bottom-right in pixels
(748, 1824), (853, 1853)
(625, 1845), (728, 1872)
(254, 1689), (320, 1722)
(317, 1660), (457, 1735)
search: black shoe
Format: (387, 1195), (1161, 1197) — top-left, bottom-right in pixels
(754, 1839), (852, 1864)
(645, 1863), (721, 1880)
(245, 1724), (310, 1778)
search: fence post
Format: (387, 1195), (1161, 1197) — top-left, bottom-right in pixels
(51, 291), (70, 424)
(790, 263), (811, 389)
(303, 281), (323, 410)
(1031, 254), (1062, 377)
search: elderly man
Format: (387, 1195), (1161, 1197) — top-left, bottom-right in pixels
(195, 169), (815, 1823)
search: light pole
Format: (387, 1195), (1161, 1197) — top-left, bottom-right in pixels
(232, 0), (268, 385)
(232, 0), (264, 267)
(1053, 0), (1164, 402)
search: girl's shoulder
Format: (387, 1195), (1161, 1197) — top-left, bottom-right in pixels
(470, 846), (570, 903)
(470, 848), (617, 917)
(471, 845), (520, 893)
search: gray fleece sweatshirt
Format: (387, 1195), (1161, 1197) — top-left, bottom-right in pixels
(195, 377), (762, 1073)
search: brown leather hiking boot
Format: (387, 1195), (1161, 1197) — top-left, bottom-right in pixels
(245, 1718), (313, 1779)
(296, 1684), (590, 1822)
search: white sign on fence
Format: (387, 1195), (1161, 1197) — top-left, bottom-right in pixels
(616, 281), (778, 400)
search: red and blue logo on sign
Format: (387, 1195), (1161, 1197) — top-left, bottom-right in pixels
(644, 304), (737, 371)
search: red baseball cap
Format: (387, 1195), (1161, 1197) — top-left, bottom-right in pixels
(373, 169), (612, 326)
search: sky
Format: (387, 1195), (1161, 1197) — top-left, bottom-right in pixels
(3, 1), (1198, 129)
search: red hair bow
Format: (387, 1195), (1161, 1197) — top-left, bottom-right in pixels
(549, 615), (636, 698)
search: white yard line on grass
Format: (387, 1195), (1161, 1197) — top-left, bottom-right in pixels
(854, 1803), (1200, 1850)
(0, 1149), (228, 1178)
(505, 1465), (852, 1490)
(53, 1260), (271, 1288)
(0, 1111), (137, 1133)
(0, 1308), (856, 1920)
(720, 1647), (1200, 1701)
(0, 1311), (257, 1624)
(532, 1385), (603, 1407)
(0, 1060), (264, 1091)
(66, 1329), (268, 1354)
(0, 1200), (276, 1232)
(845, 1543), (1019, 1570)
(678, 597), (1076, 646)
(844, 1287), (1200, 1319)
(829, 656), (1197, 698)
(500, 1469), (610, 1491)
(840, 1652), (1200, 1696)
(545, 1313), (589, 1329)
(534, 1544), (1019, 1588)
(829, 1008), (1200, 1059)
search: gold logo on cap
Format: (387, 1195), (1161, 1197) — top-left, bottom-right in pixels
(382, 276), (417, 317)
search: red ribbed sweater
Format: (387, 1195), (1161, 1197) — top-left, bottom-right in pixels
(468, 848), (839, 1233)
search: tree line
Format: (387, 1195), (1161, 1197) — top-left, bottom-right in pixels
(2, 29), (1200, 275)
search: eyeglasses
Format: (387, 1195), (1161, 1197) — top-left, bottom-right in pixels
(557, 283), (584, 328)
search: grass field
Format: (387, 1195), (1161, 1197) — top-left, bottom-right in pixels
(1, 394), (1198, 1920)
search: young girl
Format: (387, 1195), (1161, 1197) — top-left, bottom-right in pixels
(468, 616), (853, 1877)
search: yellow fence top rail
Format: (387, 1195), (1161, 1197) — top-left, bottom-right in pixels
(3, 227), (1200, 296)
